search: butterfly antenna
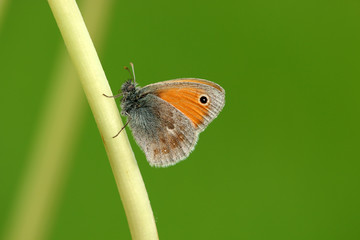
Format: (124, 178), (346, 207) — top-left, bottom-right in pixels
(124, 62), (136, 83)
(130, 62), (136, 83)
(124, 66), (133, 81)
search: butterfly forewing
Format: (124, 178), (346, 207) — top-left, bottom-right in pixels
(143, 78), (225, 132)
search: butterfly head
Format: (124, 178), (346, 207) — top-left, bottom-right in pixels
(121, 79), (136, 95)
(120, 79), (145, 116)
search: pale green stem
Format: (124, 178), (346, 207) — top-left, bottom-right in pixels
(48, 0), (158, 240)
(3, 1), (114, 240)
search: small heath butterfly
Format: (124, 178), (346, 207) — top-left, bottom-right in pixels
(105, 63), (225, 167)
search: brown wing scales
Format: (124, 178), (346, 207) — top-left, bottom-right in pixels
(161, 78), (224, 92)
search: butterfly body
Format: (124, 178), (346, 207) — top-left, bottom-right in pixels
(119, 77), (225, 167)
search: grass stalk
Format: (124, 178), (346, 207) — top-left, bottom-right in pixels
(47, 0), (158, 239)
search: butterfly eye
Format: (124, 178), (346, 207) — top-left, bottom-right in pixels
(199, 95), (209, 105)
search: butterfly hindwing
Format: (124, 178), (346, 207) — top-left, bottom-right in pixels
(128, 94), (198, 167)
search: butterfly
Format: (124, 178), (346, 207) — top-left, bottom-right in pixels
(104, 63), (225, 167)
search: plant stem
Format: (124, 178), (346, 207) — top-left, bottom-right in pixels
(47, 0), (158, 239)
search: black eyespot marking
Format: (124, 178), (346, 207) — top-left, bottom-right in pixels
(200, 96), (208, 104)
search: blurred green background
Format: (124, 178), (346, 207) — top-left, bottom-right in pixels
(1, 0), (360, 239)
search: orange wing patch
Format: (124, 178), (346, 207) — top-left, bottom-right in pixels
(155, 87), (210, 128)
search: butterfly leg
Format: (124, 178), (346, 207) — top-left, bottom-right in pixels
(112, 120), (130, 138)
(103, 93), (123, 98)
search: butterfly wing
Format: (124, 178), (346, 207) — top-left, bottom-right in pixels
(128, 94), (198, 167)
(142, 78), (225, 132)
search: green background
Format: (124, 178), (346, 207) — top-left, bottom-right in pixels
(1, 0), (360, 239)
